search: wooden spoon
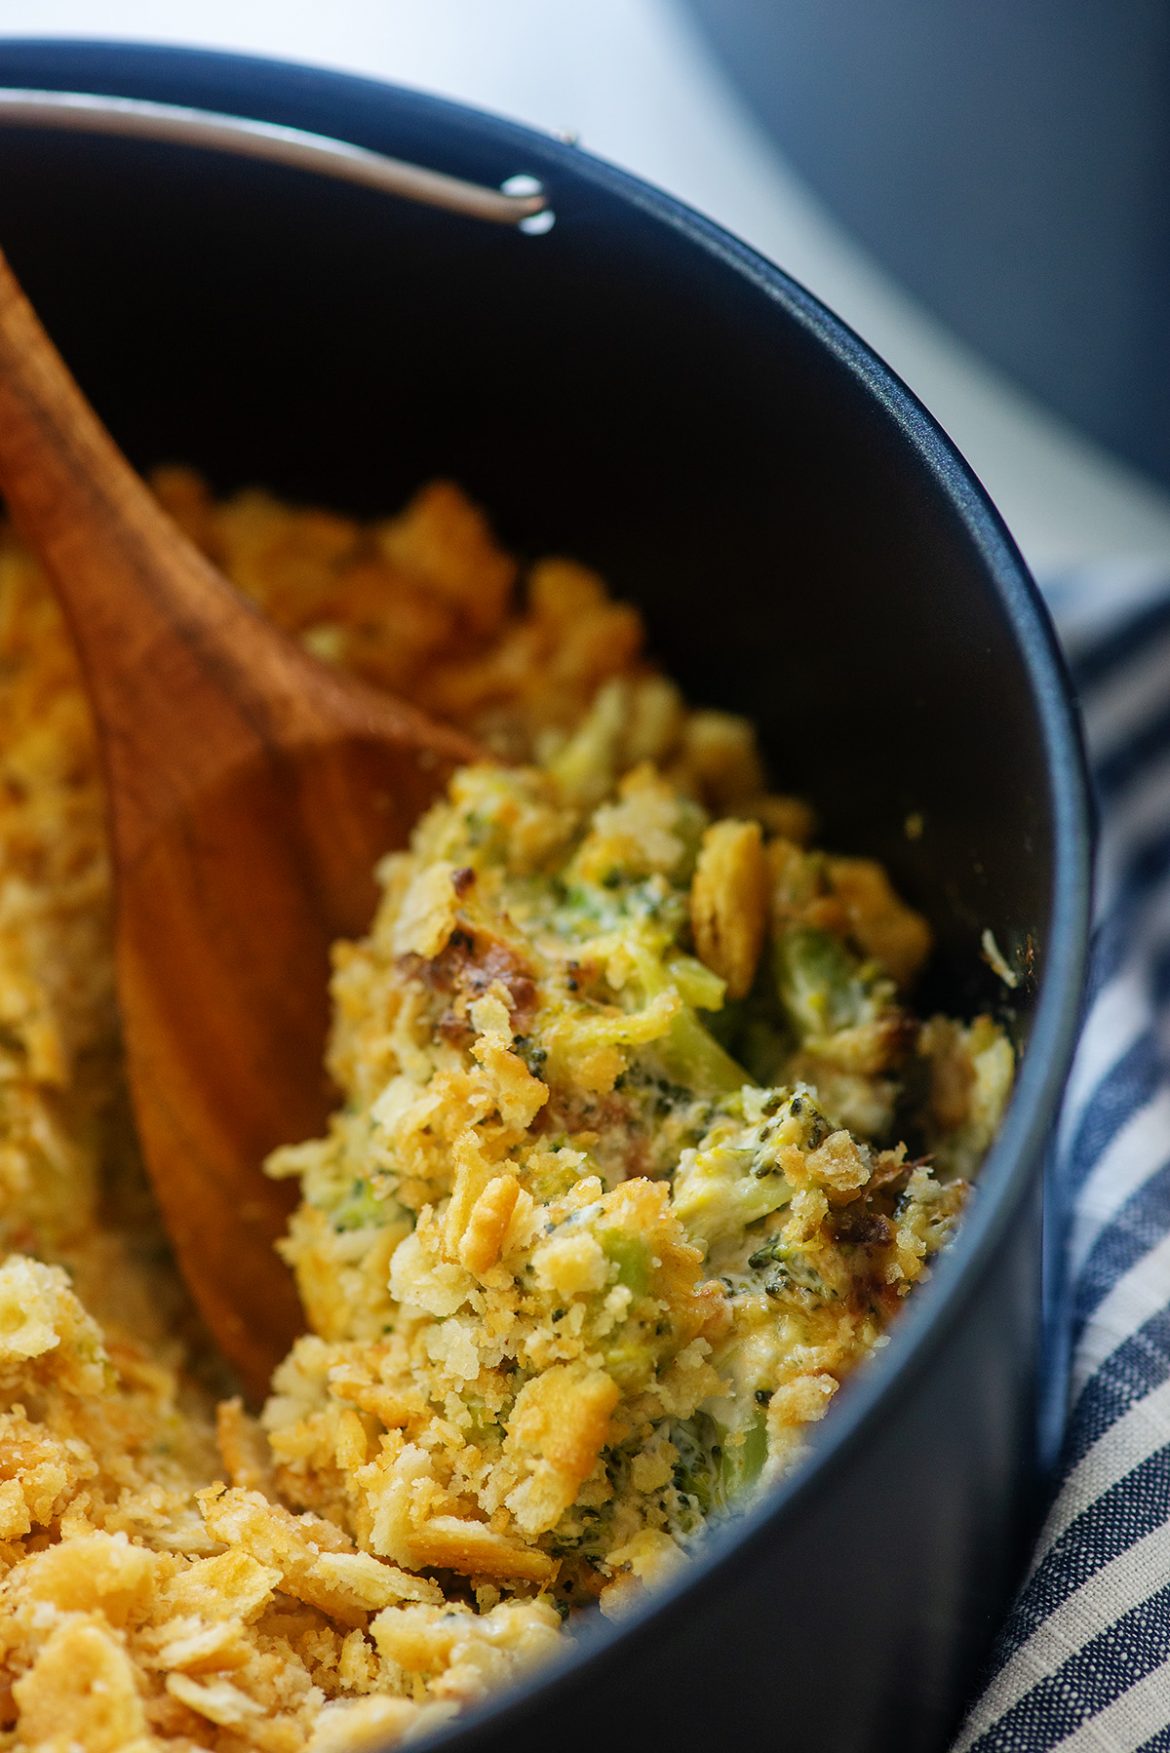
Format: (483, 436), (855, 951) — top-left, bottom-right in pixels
(0, 251), (483, 1398)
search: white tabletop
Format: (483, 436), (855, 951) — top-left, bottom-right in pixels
(8, 0), (1170, 578)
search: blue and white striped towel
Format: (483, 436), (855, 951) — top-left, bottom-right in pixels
(960, 565), (1170, 1750)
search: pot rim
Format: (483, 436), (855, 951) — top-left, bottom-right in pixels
(0, 37), (1095, 1749)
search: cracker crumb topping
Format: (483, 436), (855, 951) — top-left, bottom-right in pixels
(0, 474), (1012, 1747)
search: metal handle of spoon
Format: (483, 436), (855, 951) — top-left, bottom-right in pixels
(0, 87), (555, 229)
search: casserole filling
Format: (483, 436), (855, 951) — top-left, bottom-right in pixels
(0, 474), (1011, 1750)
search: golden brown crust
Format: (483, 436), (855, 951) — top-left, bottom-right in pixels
(690, 818), (769, 999)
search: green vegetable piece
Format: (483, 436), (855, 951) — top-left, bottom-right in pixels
(670, 1414), (717, 1516)
(603, 1337), (656, 1390)
(717, 1412), (768, 1503)
(672, 1141), (792, 1246)
(748, 1235), (835, 1301)
(623, 936), (748, 1096)
(655, 1005), (751, 1097)
(329, 1177), (389, 1233)
(528, 1156), (585, 1203)
(600, 1229), (652, 1295)
(669, 954), (727, 1013)
(670, 1410), (769, 1520)
(460, 1393), (500, 1446)
(774, 925), (862, 1038)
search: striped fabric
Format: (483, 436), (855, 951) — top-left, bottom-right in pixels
(959, 568), (1170, 1750)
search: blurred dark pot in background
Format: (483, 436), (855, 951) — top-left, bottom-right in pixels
(681, 0), (1170, 488)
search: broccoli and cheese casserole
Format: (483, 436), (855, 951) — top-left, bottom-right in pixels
(0, 472), (1013, 1751)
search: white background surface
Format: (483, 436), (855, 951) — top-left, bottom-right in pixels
(7, 0), (1170, 577)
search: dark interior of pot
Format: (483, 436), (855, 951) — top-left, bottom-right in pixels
(0, 73), (1060, 1036)
(0, 43), (1089, 1753)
